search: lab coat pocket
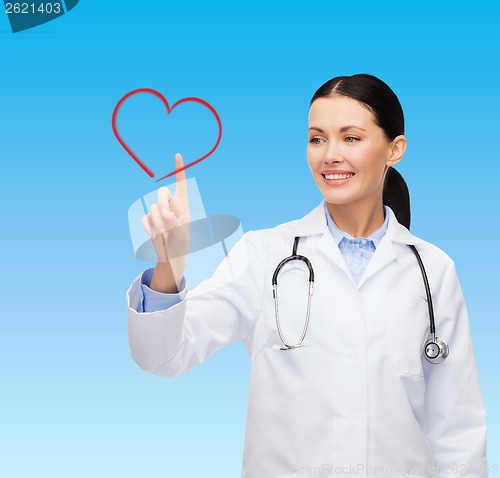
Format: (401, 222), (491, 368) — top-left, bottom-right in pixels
(383, 294), (429, 377)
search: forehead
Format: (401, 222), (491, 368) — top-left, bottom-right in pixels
(308, 96), (376, 128)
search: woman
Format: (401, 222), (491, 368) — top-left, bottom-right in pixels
(127, 74), (488, 478)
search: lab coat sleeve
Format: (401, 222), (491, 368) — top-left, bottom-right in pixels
(423, 260), (488, 478)
(126, 230), (265, 377)
(140, 269), (187, 312)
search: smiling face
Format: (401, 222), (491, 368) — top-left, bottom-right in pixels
(307, 95), (405, 209)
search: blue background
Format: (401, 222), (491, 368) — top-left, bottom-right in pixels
(0, 1), (498, 476)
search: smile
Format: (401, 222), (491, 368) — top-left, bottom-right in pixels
(323, 173), (354, 180)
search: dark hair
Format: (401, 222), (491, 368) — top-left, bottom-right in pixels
(310, 74), (411, 229)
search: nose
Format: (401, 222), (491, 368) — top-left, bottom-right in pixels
(323, 140), (343, 163)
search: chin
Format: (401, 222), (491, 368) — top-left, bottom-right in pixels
(323, 197), (354, 206)
(320, 189), (355, 205)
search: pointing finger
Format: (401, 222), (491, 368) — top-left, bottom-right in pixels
(174, 153), (188, 199)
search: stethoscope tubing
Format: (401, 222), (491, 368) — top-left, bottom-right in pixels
(408, 244), (436, 336)
(272, 236), (448, 362)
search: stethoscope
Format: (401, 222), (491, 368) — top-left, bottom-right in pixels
(271, 236), (449, 364)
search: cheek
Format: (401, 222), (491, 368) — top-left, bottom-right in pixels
(306, 157), (314, 175)
(352, 147), (386, 174)
(306, 146), (321, 166)
(306, 148), (312, 166)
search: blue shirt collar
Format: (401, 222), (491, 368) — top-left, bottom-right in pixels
(323, 202), (389, 248)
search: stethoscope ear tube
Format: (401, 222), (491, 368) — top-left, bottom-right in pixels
(272, 237), (314, 350)
(272, 339), (312, 352)
(272, 237), (314, 286)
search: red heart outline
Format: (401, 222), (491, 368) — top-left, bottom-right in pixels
(112, 88), (222, 182)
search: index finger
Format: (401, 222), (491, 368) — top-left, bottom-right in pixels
(174, 153), (188, 198)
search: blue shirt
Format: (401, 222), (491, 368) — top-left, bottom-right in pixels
(324, 202), (389, 286)
(137, 203), (390, 312)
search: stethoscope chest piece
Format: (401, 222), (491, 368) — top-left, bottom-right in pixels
(424, 335), (449, 364)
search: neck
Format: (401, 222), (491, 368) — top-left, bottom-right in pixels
(326, 199), (386, 238)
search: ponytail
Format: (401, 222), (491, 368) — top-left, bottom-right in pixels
(383, 167), (411, 229)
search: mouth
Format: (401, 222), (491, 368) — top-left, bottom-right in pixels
(321, 172), (355, 186)
(322, 173), (355, 180)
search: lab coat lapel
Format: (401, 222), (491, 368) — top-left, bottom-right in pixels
(292, 202), (356, 281)
(316, 227), (355, 281)
(354, 205), (426, 289)
(293, 201), (425, 289)
(355, 233), (396, 289)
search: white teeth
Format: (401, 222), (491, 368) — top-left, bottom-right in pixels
(324, 173), (354, 180)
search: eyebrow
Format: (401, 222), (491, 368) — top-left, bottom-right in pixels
(308, 125), (367, 133)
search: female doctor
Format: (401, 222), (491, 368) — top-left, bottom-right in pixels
(127, 74), (488, 478)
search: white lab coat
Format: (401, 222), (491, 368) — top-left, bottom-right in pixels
(127, 202), (488, 478)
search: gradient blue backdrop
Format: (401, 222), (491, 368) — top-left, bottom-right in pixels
(1, 1), (498, 476)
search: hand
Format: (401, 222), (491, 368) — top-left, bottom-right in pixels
(142, 153), (191, 291)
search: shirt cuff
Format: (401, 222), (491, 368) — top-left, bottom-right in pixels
(139, 268), (188, 313)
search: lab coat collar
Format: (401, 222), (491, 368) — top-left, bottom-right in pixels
(292, 201), (425, 288)
(293, 200), (424, 246)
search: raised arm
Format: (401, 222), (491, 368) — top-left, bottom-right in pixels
(142, 153), (190, 293)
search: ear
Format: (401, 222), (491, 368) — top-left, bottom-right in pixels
(386, 135), (407, 167)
